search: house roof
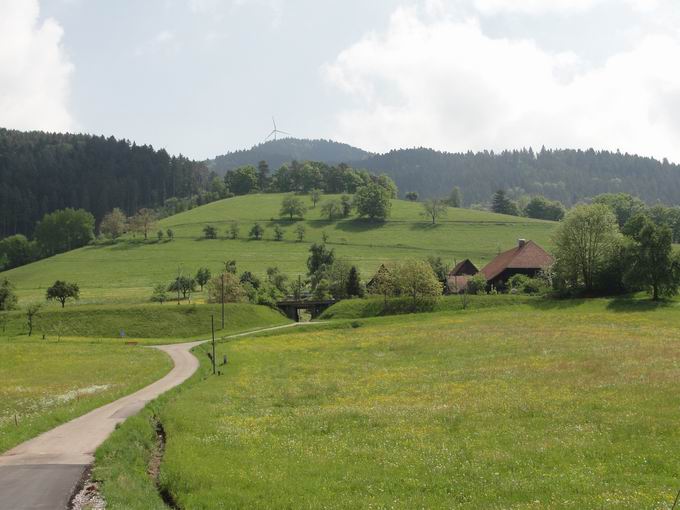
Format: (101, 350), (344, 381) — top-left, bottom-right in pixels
(449, 259), (478, 276)
(480, 240), (553, 282)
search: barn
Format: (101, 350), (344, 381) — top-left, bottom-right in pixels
(479, 239), (554, 289)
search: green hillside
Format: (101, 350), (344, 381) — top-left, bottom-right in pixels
(1, 194), (555, 304)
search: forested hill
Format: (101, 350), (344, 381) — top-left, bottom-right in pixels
(353, 148), (680, 206)
(0, 128), (209, 238)
(209, 138), (372, 174)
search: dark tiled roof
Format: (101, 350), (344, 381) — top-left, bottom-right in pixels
(480, 241), (553, 281)
(449, 259), (478, 276)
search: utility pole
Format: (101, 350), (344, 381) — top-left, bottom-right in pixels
(211, 314), (216, 375)
(221, 273), (225, 329)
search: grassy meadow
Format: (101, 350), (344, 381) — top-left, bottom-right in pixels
(0, 337), (172, 454)
(0, 303), (289, 342)
(94, 298), (680, 509)
(1, 194), (555, 304)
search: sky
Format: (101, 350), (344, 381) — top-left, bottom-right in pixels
(1, 0), (680, 162)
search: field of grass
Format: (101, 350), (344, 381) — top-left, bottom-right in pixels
(95, 298), (680, 508)
(319, 293), (537, 319)
(0, 338), (172, 454)
(1, 194), (555, 304)
(0, 303), (289, 341)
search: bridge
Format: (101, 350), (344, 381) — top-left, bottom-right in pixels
(276, 299), (337, 322)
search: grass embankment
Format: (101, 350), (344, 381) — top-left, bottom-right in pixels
(0, 338), (172, 454)
(319, 293), (537, 319)
(1, 303), (289, 342)
(96, 298), (680, 508)
(2, 194), (555, 303)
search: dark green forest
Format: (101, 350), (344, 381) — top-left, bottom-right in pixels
(0, 128), (209, 237)
(209, 138), (372, 175)
(356, 147), (680, 206)
(211, 140), (680, 206)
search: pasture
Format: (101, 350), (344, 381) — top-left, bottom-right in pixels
(1, 194), (555, 304)
(96, 299), (680, 508)
(0, 338), (171, 454)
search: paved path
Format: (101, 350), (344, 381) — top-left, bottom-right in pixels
(0, 322), (310, 510)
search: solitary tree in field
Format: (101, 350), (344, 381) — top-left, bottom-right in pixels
(310, 189), (322, 208)
(553, 204), (620, 291)
(99, 208), (127, 239)
(295, 224), (306, 242)
(151, 283), (168, 304)
(280, 196), (307, 220)
(46, 280), (80, 308)
(26, 304), (41, 337)
(130, 209), (158, 240)
(168, 275), (196, 301)
(321, 200), (342, 221)
(421, 199), (448, 225)
(166, 228), (175, 241)
(203, 225), (218, 239)
(223, 260), (237, 274)
(273, 225), (285, 241)
(249, 223), (265, 240)
(354, 184), (392, 221)
(157, 230), (164, 241)
(195, 267), (211, 291)
(228, 221), (240, 239)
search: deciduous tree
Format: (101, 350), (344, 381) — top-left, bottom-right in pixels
(354, 184), (392, 221)
(99, 208), (127, 239)
(421, 199), (448, 225)
(46, 280), (80, 308)
(280, 195), (307, 220)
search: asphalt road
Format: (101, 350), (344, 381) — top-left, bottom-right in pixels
(0, 322), (308, 510)
(0, 341), (204, 510)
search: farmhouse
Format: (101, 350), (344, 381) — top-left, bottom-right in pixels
(479, 239), (553, 289)
(446, 259), (479, 294)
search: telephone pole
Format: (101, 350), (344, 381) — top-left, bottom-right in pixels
(211, 314), (216, 375)
(221, 273), (225, 329)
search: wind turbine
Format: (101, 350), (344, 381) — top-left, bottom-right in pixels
(265, 117), (291, 142)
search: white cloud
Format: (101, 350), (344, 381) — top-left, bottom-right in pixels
(473, 0), (659, 15)
(0, 0), (74, 131)
(323, 4), (680, 162)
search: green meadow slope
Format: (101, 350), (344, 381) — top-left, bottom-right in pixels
(96, 299), (680, 508)
(1, 194), (555, 304)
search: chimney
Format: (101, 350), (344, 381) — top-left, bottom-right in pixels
(518, 239), (527, 248)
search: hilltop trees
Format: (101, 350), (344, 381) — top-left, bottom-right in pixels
(524, 196), (565, 221)
(355, 184), (392, 221)
(99, 208), (127, 239)
(491, 190), (520, 216)
(553, 204), (621, 292)
(280, 196), (307, 220)
(0, 235), (36, 270)
(405, 191), (419, 201)
(225, 166), (259, 195)
(34, 209), (95, 256)
(46, 280), (80, 308)
(421, 199), (448, 225)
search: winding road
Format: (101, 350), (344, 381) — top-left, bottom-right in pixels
(0, 323), (305, 510)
